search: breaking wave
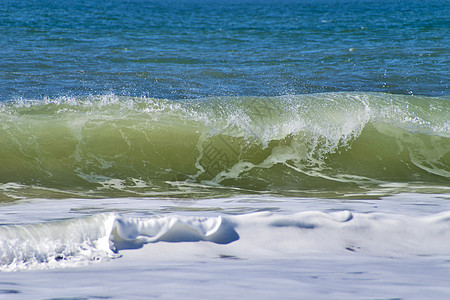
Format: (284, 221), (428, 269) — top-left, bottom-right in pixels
(0, 92), (448, 199)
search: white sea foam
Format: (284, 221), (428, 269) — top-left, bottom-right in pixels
(3, 208), (450, 271)
(0, 213), (117, 271)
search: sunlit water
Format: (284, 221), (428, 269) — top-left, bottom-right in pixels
(0, 0), (449, 298)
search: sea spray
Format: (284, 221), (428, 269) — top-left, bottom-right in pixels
(0, 92), (448, 199)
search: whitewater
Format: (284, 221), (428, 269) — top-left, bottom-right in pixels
(2, 192), (450, 299)
(1, 0), (449, 298)
(0, 92), (449, 298)
(4, 206), (450, 272)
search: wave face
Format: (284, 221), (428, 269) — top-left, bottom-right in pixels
(0, 92), (448, 199)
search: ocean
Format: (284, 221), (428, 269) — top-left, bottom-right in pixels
(0, 0), (449, 298)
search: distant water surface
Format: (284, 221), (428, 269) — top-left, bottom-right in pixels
(1, 0), (448, 100)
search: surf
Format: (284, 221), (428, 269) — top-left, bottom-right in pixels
(0, 92), (448, 199)
(4, 210), (450, 271)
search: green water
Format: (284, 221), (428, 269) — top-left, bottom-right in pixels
(1, 92), (448, 200)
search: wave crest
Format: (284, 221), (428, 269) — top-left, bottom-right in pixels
(0, 92), (448, 198)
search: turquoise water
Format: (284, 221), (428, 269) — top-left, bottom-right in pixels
(0, 0), (449, 201)
(0, 92), (449, 200)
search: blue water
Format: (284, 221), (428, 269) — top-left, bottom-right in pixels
(2, 4), (450, 298)
(1, 0), (449, 101)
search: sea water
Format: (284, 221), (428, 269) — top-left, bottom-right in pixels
(0, 0), (449, 298)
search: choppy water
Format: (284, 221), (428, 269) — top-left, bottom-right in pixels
(1, 0), (448, 101)
(0, 2), (449, 297)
